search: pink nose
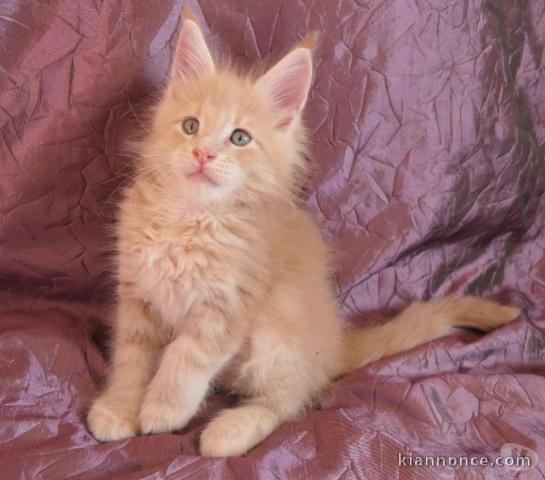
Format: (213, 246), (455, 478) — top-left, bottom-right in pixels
(192, 148), (216, 165)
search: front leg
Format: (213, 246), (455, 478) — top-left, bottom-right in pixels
(88, 297), (166, 441)
(139, 312), (240, 434)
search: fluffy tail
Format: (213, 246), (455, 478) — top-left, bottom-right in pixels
(340, 296), (520, 376)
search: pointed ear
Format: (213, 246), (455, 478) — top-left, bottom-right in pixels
(257, 46), (314, 128)
(171, 8), (215, 83)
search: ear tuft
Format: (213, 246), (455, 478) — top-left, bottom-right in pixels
(182, 5), (198, 22)
(171, 12), (215, 83)
(257, 47), (313, 127)
(298, 31), (319, 51)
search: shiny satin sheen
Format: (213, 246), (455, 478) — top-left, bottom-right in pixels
(0, 1), (544, 478)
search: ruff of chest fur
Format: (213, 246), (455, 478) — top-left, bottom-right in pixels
(117, 152), (344, 386)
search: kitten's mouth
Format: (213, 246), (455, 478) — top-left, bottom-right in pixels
(186, 168), (218, 185)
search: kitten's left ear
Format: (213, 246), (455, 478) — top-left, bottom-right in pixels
(171, 6), (215, 83)
(257, 35), (317, 128)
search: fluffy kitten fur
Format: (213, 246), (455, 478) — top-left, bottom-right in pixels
(87, 10), (520, 457)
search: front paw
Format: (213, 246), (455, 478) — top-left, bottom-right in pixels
(88, 395), (138, 442)
(139, 395), (192, 435)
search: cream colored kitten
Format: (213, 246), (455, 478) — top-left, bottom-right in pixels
(87, 10), (519, 457)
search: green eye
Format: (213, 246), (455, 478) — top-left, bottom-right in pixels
(182, 117), (199, 135)
(230, 129), (252, 146)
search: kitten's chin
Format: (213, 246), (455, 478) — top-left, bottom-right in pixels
(178, 176), (237, 205)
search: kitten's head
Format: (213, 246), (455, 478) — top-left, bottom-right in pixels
(140, 9), (315, 208)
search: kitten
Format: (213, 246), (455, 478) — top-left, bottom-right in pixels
(87, 9), (519, 457)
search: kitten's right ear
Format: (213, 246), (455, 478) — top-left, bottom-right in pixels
(171, 7), (215, 83)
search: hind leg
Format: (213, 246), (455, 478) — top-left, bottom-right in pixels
(200, 342), (328, 457)
(200, 380), (313, 457)
(200, 282), (340, 457)
(200, 398), (292, 457)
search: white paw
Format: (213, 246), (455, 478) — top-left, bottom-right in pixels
(87, 396), (138, 442)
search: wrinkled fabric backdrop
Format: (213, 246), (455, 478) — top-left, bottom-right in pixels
(1, 0), (545, 478)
